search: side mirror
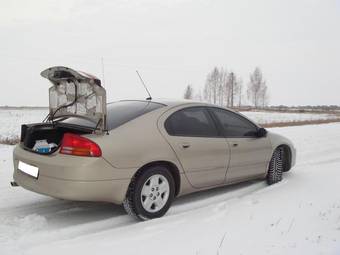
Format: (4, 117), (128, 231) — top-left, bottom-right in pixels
(256, 127), (267, 138)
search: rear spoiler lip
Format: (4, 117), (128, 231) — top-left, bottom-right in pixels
(41, 66), (101, 86)
(52, 114), (97, 124)
(52, 117), (107, 133)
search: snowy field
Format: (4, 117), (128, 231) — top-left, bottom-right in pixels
(0, 108), (338, 141)
(1, 123), (340, 254)
(0, 109), (47, 141)
(241, 111), (339, 124)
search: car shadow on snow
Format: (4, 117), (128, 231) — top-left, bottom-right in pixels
(43, 200), (127, 228)
(170, 179), (267, 215)
(2, 196), (126, 229)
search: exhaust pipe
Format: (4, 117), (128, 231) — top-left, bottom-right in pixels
(10, 181), (19, 187)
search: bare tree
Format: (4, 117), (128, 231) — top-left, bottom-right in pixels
(224, 71), (239, 108)
(194, 88), (203, 101)
(184, 84), (194, 99)
(259, 83), (269, 108)
(210, 67), (220, 104)
(217, 68), (226, 106)
(230, 72), (235, 107)
(247, 67), (269, 108)
(234, 77), (243, 107)
(202, 67), (263, 109)
(226, 72), (238, 108)
(220, 69), (228, 106)
(204, 67), (220, 104)
(203, 68), (242, 108)
(203, 77), (212, 103)
(223, 71), (230, 107)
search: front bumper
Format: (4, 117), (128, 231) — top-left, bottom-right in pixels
(291, 146), (297, 168)
(13, 144), (134, 204)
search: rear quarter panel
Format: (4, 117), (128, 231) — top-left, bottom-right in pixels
(92, 108), (184, 176)
(13, 145), (118, 181)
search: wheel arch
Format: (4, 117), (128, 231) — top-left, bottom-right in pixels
(275, 144), (292, 172)
(133, 160), (181, 197)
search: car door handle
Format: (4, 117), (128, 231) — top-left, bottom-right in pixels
(181, 143), (191, 149)
(232, 143), (238, 147)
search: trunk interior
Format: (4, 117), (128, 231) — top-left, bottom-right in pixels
(21, 122), (93, 155)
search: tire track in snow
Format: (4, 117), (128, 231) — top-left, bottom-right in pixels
(0, 166), (268, 251)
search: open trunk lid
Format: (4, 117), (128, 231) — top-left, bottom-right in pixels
(41, 66), (107, 131)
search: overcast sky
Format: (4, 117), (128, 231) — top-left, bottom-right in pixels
(0, 0), (339, 106)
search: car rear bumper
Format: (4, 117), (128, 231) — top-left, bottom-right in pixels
(13, 169), (130, 204)
(13, 144), (135, 204)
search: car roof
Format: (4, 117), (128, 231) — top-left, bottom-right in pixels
(151, 98), (205, 107)
(107, 98), (241, 113)
(106, 99), (260, 127)
(109, 99), (211, 107)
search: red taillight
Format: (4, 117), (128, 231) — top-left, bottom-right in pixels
(60, 133), (102, 157)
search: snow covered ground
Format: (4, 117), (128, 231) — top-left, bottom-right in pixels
(0, 108), (338, 140)
(0, 109), (47, 141)
(241, 111), (339, 124)
(1, 123), (340, 254)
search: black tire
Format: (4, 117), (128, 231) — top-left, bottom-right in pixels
(123, 165), (175, 221)
(267, 147), (284, 185)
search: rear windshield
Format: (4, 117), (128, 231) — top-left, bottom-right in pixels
(59, 101), (165, 130)
(106, 101), (165, 130)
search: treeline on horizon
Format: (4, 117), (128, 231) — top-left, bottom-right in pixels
(184, 66), (269, 108)
(183, 67), (340, 111)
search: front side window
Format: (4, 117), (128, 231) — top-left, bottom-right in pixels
(210, 108), (257, 137)
(165, 107), (218, 137)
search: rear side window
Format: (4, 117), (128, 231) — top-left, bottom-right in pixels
(210, 108), (257, 137)
(165, 107), (218, 137)
(107, 101), (164, 130)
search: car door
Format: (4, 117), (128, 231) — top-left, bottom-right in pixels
(209, 108), (272, 183)
(162, 106), (230, 188)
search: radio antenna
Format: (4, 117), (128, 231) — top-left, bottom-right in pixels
(101, 57), (106, 88)
(136, 70), (152, 100)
